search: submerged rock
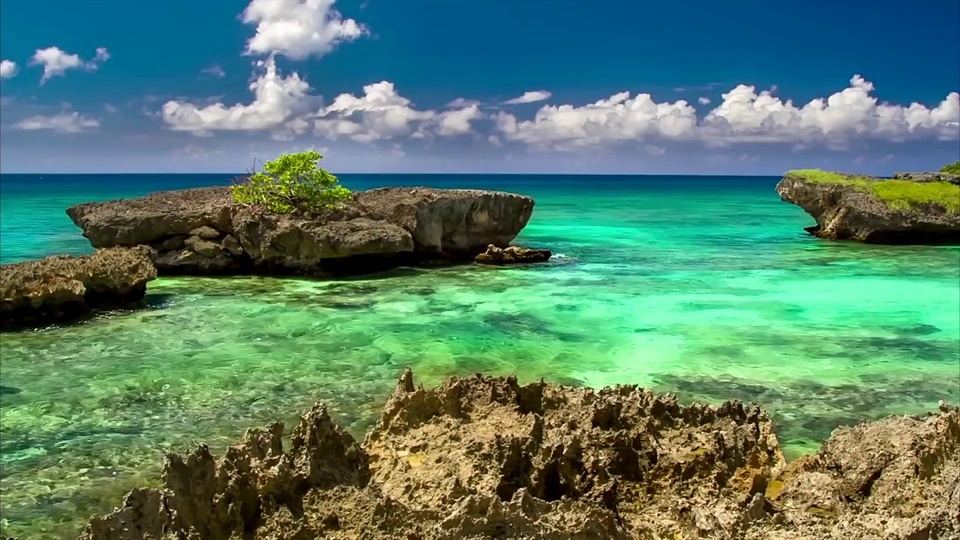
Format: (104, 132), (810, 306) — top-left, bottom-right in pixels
(66, 186), (536, 275)
(776, 169), (960, 244)
(77, 370), (959, 540)
(0, 247), (157, 330)
(474, 244), (552, 265)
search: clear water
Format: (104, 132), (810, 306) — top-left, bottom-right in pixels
(1, 174), (958, 539)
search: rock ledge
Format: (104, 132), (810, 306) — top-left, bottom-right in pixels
(0, 247), (157, 329)
(776, 170), (960, 244)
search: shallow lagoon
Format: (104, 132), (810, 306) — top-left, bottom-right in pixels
(1, 174), (958, 538)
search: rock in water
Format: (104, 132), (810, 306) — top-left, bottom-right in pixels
(0, 247), (157, 330)
(776, 170), (960, 244)
(75, 370), (960, 540)
(66, 186), (537, 275)
(474, 244), (552, 265)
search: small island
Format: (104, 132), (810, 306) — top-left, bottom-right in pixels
(776, 164), (960, 244)
(66, 152), (550, 276)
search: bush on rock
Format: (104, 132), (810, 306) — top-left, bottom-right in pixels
(940, 161), (960, 174)
(231, 151), (351, 214)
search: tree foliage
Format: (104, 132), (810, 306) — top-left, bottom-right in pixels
(231, 151), (351, 214)
(940, 161), (960, 175)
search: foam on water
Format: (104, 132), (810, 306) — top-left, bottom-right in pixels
(1, 174), (958, 538)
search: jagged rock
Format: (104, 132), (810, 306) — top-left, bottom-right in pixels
(80, 371), (958, 540)
(474, 244), (552, 265)
(189, 225), (221, 239)
(776, 170), (960, 244)
(0, 247), (157, 330)
(66, 186), (536, 275)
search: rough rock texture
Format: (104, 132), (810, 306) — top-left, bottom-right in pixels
(66, 186), (537, 275)
(776, 172), (960, 244)
(0, 247), (157, 330)
(893, 172), (960, 185)
(77, 371), (960, 540)
(474, 244), (552, 265)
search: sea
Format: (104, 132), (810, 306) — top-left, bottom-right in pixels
(1, 173), (959, 539)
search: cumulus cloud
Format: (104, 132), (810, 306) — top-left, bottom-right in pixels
(201, 65), (226, 78)
(436, 103), (483, 136)
(700, 75), (959, 143)
(495, 91), (698, 150)
(698, 97), (711, 105)
(30, 46), (110, 83)
(242, 0), (366, 59)
(14, 111), (100, 133)
(495, 75), (960, 150)
(313, 81), (435, 142)
(504, 90), (552, 105)
(162, 57), (312, 138)
(0, 60), (18, 80)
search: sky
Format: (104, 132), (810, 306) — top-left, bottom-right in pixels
(0, 0), (958, 175)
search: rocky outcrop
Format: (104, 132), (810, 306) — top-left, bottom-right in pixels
(0, 247), (157, 330)
(66, 187), (538, 275)
(776, 170), (960, 244)
(474, 244), (552, 265)
(78, 371), (959, 540)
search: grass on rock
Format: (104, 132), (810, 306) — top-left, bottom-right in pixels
(786, 169), (960, 214)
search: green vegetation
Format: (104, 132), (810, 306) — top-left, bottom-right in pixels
(231, 151), (351, 214)
(940, 161), (960, 174)
(786, 169), (960, 214)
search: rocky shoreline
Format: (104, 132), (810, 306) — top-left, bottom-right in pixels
(0, 247), (156, 330)
(73, 370), (958, 540)
(66, 186), (547, 275)
(776, 170), (960, 244)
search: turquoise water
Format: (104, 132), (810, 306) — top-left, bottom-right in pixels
(1, 174), (958, 539)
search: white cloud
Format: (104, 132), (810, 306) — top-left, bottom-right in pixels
(698, 97), (711, 105)
(201, 65), (226, 78)
(242, 0), (367, 59)
(447, 97), (479, 108)
(161, 57), (312, 138)
(436, 103), (482, 136)
(504, 90), (552, 105)
(496, 91), (698, 150)
(14, 111), (100, 133)
(314, 81), (435, 142)
(103, 103), (119, 114)
(494, 75), (960, 150)
(700, 75), (960, 143)
(0, 60), (18, 80)
(30, 46), (110, 83)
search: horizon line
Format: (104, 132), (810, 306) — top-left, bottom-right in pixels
(0, 171), (794, 177)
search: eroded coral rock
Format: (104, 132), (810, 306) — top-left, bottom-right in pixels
(0, 247), (157, 329)
(474, 244), (552, 265)
(77, 371), (960, 540)
(66, 186), (537, 275)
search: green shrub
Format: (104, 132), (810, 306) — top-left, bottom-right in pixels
(231, 151), (351, 214)
(786, 169), (960, 214)
(940, 161), (960, 174)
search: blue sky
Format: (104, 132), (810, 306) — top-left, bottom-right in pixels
(0, 0), (958, 174)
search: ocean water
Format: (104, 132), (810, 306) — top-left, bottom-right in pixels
(1, 173), (958, 539)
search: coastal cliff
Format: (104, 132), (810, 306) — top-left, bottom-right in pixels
(0, 247), (157, 329)
(776, 170), (960, 244)
(67, 187), (539, 275)
(78, 370), (959, 540)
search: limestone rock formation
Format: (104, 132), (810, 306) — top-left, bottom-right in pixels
(0, 247), (157, 330)
(66, 186), (537, 275)
(474, 244), (552, 265)
(776, 170), (960, 244)
(76, 370), (960, 540)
